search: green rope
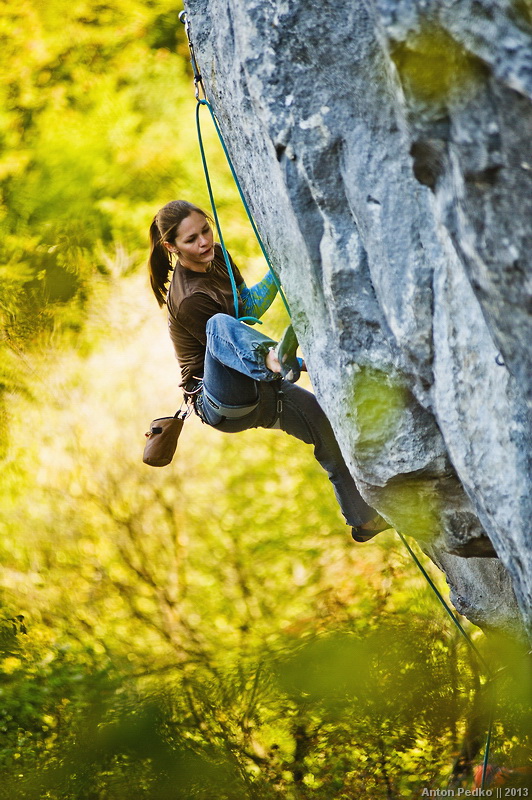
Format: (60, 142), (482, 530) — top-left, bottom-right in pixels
(396, 530), (494, 787)
(195, 101), (258, 323)
(196, 98), (291, 323)
(196, 93), (495, 797)
(481, 705), (494, 791)
(396, 531), (490, 672)
(183, 13), (494, 782)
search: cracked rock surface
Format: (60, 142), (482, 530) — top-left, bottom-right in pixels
(185, 0), (531, 638)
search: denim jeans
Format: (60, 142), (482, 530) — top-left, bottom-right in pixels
(194, 313), (376, 527)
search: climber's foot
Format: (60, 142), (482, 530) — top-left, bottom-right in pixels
(275, 324), (300, 383)
(351, 514), (391, 543)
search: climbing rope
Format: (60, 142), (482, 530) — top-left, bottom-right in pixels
(180, 11), (290, 325)
(179, 9), (494, 789)
(396, 531), (491, 674)
(397, 531), (494, 789)
(194, 100), (258, 323)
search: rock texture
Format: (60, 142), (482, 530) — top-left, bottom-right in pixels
(184, 0), (531, 638)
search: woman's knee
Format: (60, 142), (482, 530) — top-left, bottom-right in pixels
(206, 313), (235, 339)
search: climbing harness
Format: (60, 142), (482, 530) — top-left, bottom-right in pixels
(179, 11), (291, 326)
(180, 10), (495, 789)
(202, 385), (259, 420)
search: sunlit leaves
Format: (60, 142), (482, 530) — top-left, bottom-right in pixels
(0, 0), (197, 405)
(0, 2), (529, 796)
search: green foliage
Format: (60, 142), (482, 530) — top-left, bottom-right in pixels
(0, 2), (529, 796)
(0, 0), (269, 461)
(0, 0), (218, 417)
(0, 284), (529, 796)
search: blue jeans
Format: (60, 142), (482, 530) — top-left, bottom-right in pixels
(194, 314), (376, 527)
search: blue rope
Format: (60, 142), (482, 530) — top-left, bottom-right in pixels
(196, 98), (291, 323)
(195, 101), (258, 323)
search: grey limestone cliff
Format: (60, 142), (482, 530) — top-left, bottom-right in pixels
(183, 0), (531, 638)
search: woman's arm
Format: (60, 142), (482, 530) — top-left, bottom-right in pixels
(238, 272), (278, 320)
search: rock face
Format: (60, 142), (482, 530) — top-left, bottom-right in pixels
(184, 0), (531, 638)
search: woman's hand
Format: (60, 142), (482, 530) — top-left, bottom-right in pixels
(265, 347), (282, 374)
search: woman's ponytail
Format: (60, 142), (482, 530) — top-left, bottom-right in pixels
(148, 218), (172, 307)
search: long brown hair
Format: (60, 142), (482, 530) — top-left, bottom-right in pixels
(148, 200), (211, 307)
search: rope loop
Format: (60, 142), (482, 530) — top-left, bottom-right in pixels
(195, 98), (291, 323)
(181, 10), (290, 324)
(195, 101), (259, 322)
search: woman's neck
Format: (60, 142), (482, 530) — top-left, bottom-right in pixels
(177, 258), (212, 273)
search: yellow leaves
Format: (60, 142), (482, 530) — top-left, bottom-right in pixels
(0, 151), (32, 181)
(0, 265), (439, 681)
(1, 656), (22, 674)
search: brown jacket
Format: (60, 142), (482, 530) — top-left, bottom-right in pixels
(166, 243), (244, 385)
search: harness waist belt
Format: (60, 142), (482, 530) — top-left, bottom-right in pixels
(203, 388), (259, 419)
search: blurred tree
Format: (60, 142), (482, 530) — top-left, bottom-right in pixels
(1, 280), (528, 797)
(0, 0), (248, 455)
(0, 2), (529, 796)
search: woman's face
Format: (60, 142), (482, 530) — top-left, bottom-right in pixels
(171, 211), (214, 271)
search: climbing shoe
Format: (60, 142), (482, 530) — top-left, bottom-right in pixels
(275, 324), (300, 383)
(351, 514), (392, 543)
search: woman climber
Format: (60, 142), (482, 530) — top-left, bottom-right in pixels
(148, 199), (388, 542)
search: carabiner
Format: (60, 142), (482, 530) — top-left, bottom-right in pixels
(179, 11), (206, 100)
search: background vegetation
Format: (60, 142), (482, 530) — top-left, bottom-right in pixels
(0, 1), (529, 797)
